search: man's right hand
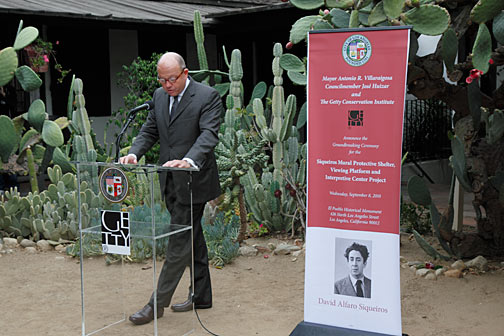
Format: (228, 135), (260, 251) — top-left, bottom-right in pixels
(119, 154), (137, 164)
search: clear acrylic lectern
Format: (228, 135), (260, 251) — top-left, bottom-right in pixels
(75, 162), (197, 336)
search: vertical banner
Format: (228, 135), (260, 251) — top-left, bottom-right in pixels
(305, 28), (409, 335)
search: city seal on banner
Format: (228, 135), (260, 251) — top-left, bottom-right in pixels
(99, 167), (129, 203)
(342, 34), (372, 67)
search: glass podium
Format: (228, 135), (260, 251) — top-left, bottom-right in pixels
(75, 162), (197, 336)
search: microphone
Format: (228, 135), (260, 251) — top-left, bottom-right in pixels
(128, 100), (154, 117)
(116, 100), (154, 162)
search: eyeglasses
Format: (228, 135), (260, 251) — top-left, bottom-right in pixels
(157, 69), (185, 84)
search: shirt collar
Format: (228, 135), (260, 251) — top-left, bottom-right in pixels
(350, 274), (364, 288)
(173, 77), (190, 102)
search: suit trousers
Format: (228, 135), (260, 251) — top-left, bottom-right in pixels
(149, 172), (212, 308)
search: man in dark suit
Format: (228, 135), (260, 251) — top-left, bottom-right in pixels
(120, 52), (222, 325)
(334, 242), (371, 298)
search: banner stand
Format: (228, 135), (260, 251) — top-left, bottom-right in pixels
(290, 321), (394, 336)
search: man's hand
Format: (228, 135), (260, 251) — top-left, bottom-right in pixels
(162, 159), (191, 168)
(119, 154), (137, 164)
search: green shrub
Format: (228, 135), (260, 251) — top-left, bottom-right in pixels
(107, 53), (162, 163)
(203, 211), (240, 267)
(401, 201), (431, 235)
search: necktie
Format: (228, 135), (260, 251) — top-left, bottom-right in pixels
(356, 280), (364, 297)
(170, 96), (179, 119)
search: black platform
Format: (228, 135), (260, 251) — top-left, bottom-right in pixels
(290, 321), (398, 336)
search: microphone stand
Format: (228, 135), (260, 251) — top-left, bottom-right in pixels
(115, 112), (137, 163)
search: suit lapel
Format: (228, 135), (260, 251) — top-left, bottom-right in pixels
(169, 79), (195, 125)
(156, 91), (170, 131)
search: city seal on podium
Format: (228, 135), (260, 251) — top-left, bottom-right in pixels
(99, 167), (129, 203)
(342, 34), (372, 67)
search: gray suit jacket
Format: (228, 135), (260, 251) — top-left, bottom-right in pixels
(129, 78), (222, 204)
(334, 275), (371, 298)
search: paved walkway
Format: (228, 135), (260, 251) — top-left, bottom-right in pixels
(401, 183), (476, 227)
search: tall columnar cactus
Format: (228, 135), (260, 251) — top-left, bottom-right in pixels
(70, 78), (99, 189)
(229, 49), (244, 111)
(26, 146), (38, 194)
(191, 10), (230, 95)
(253, 44), (297, 183)
(239, 43), (306, 234)
(193, 10), (209, 85)
(215, 94), (269, 241)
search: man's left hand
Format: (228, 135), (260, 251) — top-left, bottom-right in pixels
(163, 159), (191, 168)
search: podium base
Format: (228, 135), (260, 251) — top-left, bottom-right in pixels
(289, 321), (398, 336)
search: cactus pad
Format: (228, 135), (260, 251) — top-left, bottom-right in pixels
(468, 80), (482, 130)
(470, 0), (504, 24)
(290, 15), (320, 44)
(441, 28), (458, 73)
(28, 99), (47, 133)
(41, 120), (64, 147)
(349, 9), (360, 27)
(290, 0), (324, 10)
(357, 0), (373, 10)
(407, 175), (432, 206)
(52, 147), (75, 173)
(250, 81), (267, 101)
(326, 0), (354, 10)
(484, 109), (504, 145)
(472, 23), (492, 74)
(450, 136), (472, 191)
(19, 129), (39, 153)
(412, 229), (451, 261)
(330, 9), (350, 28)
(402, 5), (450, 36)
(15, 65), (42, 91)
(0, 116), (20, 163)
(383, 0), (404, 19)
(368, 1), (387, 26)
(494, 12), (504, 45)
(13, 27), (39, 50)
(287, 71), (307, 85)
(313, 19), (333, 30)
(280, 54), (305, 73)
(297, 102), (307, 129)
(0, 47), (18, 86)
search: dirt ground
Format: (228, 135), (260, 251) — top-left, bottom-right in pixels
(0, 235), (503, 336)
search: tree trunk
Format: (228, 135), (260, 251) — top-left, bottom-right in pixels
(448, 116), (504, 257)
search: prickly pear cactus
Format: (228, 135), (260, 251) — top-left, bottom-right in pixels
(0, 21), (70, 193)
(0, 21), (41, 90)
(0, 116), (20, 164)
(0, 165), (103, 242)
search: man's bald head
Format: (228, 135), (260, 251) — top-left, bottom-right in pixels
(158, 52), (186, 70)
(156, 52), (189, 97)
